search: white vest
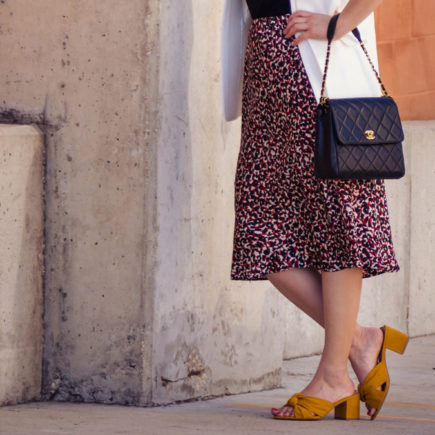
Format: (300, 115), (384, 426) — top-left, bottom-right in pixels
(221, 0), (382, 122)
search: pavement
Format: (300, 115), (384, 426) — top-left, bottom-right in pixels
(1, 335), (434, 435)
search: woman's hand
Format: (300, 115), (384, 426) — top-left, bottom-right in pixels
(284, 10), (337, 45)
(285, 0), (384, 45)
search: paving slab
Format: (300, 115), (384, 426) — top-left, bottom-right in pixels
(1, 335), (434, 435)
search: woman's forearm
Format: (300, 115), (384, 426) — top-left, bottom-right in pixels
(336, 0), (384, 39)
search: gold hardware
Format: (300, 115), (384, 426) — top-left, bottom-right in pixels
(365, 130), (376, 140)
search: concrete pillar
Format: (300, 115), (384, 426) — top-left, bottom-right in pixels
(149, 0), (284, 404)
(406, 121), (435, 336)
(0, 125), (44, 405)
(0, 1), (285, 406)
(1, 0), (160, 406)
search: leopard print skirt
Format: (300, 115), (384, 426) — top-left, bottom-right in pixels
(230, 13), (400, 280)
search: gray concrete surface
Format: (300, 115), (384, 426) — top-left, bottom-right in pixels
(0, 0), (160, 405)
(406, 122), (435, 336)
(1, 334), (434, 434)
(0, 125), (44, 406)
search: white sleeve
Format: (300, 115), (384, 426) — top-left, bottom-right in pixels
(221, 0), (251, 122)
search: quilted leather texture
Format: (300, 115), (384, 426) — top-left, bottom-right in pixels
(336, 143), (405, 179)
(329, 97), (404, 146)
(314, 97), (406, 180)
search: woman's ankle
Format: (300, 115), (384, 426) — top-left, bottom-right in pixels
(350, 326), (383, 358)
(350, 324), (365, 351)
(314, 362), (352, 388)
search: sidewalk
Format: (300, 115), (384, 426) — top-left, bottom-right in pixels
(1, 335), (434, 435)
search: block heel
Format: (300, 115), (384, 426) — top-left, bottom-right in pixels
(334, 392), (360, 420)
(358, 325), (409, 420)
(384, 325), (409, 355)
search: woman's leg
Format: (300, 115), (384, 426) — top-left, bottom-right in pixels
(267, 268), (383, 391)
(267, 268), (325, 325)
(270, 268), (379, 417)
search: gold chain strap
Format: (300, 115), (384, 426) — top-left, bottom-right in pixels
(319, 16), (389, 106)
(319, 40), (333, 105)
(358, 40), (389, 98)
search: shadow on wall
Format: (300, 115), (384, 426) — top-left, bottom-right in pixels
(151, 0), (201, 403)
(155, 0), (194, 286)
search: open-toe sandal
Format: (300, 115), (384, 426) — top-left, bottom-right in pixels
(358, 325), (409, 420)
(272, 391), (360, 421)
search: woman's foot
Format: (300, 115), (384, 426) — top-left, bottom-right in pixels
(271, 370), (356, 418)
(349, 326), (384, 417)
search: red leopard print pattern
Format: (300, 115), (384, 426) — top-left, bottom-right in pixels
(231, 13), (400, 280)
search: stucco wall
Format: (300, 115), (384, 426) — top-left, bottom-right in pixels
(375, 0), (435, 120)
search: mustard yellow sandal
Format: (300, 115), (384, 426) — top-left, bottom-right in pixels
(358, 325), (409, 420)
(272, 392), (360, 420)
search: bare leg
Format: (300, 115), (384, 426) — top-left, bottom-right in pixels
(321, 268), (362, 381)
(267, 269), (383, 389)
(267, 268), (325, 325)
(270, 268), (380, 417)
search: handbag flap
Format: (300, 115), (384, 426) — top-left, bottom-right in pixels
(329, 97), (404, 145)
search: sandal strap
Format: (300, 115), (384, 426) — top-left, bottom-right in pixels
(285, 393), (333, 419)
(358, 361), (389, 408)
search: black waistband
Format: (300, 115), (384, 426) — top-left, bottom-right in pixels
(247, 0), (291, 19)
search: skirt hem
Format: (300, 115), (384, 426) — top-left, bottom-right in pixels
(230, 262), (400, 281)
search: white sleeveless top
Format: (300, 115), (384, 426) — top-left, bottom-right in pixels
(221, 0), (382, 122)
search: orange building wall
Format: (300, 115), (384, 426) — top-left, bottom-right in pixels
(375, 0), (435, 120)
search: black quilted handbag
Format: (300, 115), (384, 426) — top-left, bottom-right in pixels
(314, 14), (405, 180)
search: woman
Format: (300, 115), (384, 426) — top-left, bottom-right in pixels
(227, 0), (409, 421)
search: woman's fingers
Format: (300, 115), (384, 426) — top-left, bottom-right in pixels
(285, 10), (312, 30)
(285, 11), (330, 45)
(285, 22), (309, 38)
(285, 17), (309, 33)
(285, 20), (310, 38)
(285, 14), (310, 31)
(285, 11), (314, 39)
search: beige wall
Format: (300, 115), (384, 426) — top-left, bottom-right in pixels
(0, 0), (285, 405)
(0, 0), (158, 404)
(151, 0), (285, 403)
(0, 125), (44, 406)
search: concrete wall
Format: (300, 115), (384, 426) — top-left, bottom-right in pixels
(0, 125), (44, 405)
(0, 0), (284, 406)
(150, 0), (284, 404)
(0, 0), (159, 405)
(405, 122), (435, 336)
